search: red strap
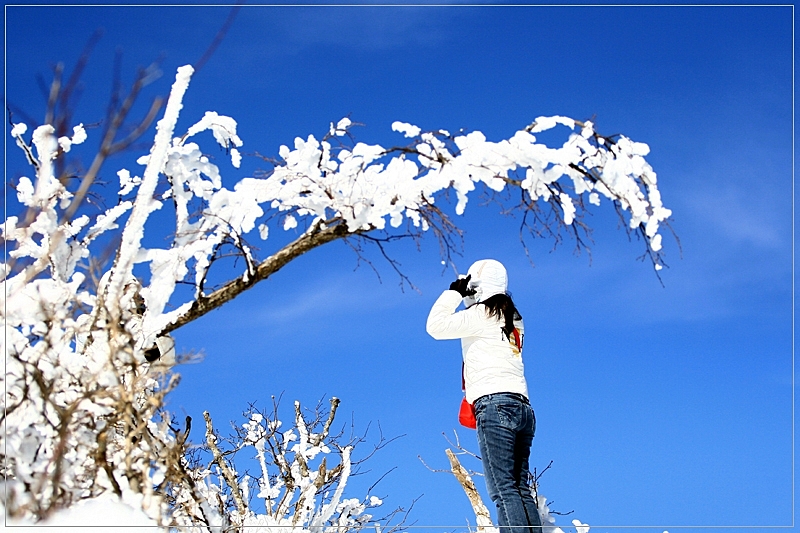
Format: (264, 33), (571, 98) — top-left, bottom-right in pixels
(512, 328), (522, 351)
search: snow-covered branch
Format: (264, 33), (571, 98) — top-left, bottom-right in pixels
(4, 64), (672, 348)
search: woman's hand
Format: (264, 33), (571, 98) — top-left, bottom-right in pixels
(449, 274), (476, 298)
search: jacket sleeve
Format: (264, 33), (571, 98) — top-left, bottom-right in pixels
(426, 290), (484, 340)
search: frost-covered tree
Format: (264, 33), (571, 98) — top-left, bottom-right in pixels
(2, 61), (672, 528)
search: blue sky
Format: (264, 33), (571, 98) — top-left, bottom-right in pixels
(4, 3), (794, 531)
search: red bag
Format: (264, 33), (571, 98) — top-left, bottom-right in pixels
(459, 362), (476, 429)
(459, 397), (476, 429)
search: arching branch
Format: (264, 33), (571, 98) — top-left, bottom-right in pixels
(159, 220), (350, 335)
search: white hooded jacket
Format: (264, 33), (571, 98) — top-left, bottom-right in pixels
(426, 260), (529, 404)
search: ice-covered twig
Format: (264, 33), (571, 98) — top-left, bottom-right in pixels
(105, 65), (194, 322)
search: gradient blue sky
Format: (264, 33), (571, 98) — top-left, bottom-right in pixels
(4, 3), (794, 531)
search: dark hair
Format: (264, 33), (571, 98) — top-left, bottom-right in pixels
(480, 293), (522, 339)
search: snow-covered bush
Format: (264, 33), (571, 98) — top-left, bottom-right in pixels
(167, 398), (400, 532)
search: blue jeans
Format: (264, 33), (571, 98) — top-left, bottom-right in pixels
(474, 393), (541, 532)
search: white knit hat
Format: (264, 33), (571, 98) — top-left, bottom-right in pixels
(466, 259), (508, 303)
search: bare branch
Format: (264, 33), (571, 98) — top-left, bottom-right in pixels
(61, 62), (163, 224)
(203, 411), (247, 518)
(445, 449), (497, 533)
(312, 396), (341, 447)
(193, 2), (243, 74)
(160, 220), (350, 335)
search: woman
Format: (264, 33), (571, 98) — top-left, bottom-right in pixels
(426, 259), (541, 532)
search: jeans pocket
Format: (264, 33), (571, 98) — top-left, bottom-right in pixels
(495, 402), (522, 429)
